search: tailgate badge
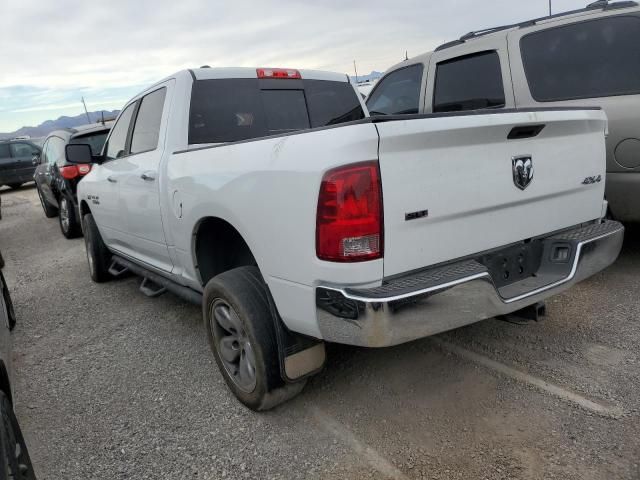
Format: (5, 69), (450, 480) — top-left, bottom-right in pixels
(512, 155), (534, 190)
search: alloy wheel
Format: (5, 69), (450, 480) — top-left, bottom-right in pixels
(60, 198), (70, 232)
(210, 299), (257, 393)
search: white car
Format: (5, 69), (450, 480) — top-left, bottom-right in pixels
(67, 66), (624, 410)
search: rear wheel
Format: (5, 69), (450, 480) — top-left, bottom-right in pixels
(58, 197), (82, 239)
(0, 391), (35, 480)
(82, 213), (113, 283)
(36, 187), (58, 218)
(203, 266), (306, 411)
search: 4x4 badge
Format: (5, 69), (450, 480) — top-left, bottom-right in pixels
(512, 155), (534, 190)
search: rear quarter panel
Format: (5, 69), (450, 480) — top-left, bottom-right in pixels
(165, 124), (383, 335)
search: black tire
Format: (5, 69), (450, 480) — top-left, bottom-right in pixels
(0, 391), (35, 480)
(82, 213), (113, 283)
(203, 266), (306, 411)
(58, 196), (82, 239)
(36, 187), (58, 218)
(7, 184), (22, 190)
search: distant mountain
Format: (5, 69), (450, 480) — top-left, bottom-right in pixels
(350, 71), (383, 84)
(0, 110), (120, 140)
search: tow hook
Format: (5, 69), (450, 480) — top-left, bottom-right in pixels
(499, 302), (546, 325)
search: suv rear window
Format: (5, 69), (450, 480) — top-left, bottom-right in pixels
(433, 51), (505, 113)
(521, 16), (640, 101)
(188, 79), (364, 144)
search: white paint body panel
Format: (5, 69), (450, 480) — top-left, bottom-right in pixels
(377, 109), (607, 276)
(78, 68), (608, 339)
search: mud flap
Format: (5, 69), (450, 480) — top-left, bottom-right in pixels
(266, 291), (326, 383)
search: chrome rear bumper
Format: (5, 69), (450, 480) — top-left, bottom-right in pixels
(316, 220), (624, 347)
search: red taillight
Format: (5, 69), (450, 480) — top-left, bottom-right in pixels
(59, 164), (91, 180)
(316, 161), (383, 262)
(256, 68), (302, 79)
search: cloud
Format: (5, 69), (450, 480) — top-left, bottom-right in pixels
(1, 0), (589, 130)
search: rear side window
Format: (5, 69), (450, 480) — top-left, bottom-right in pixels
(521, 16), (640, 101)
(9, 143), (37, 157)
(433, 51), (505, 113)
(0, 144), (9, 159)
(366, 64), (424, 116)
(70, 131), (109, 155)
(131, 88), (166, 154)
(188, 79), (364, 144)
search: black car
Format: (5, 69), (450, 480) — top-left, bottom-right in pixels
(35, 123), (111, 238)
(0, 140), (41, 190)
(0, 253), (36, 479)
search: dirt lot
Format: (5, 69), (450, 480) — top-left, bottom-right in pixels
(0, 184), (638, 480)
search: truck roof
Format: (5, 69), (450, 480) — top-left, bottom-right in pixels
(191, 67), (349, 83)
(383, 0), (639, 74)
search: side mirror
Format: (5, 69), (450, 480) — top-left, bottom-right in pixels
(65, 144), (94, 164)
(31, 153), (40, 165)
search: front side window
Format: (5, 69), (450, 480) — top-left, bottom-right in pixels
(9, 143), (37, 158)
(433, 51), (505, 113)
(521, 16), (640, 101)
(366, 64), (424, 116)
(105, 103), (137, 161)
(131, 88), (166, 154)
(0, 144), (10, 159)
(70, 131), (109, 155)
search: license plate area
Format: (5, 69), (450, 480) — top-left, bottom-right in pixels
(478, 241), (544, 288)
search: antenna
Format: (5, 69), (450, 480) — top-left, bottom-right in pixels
(81, 97), (91, 123)
(405, 50), (409, 61)
(101, 111), (105, 126)
(353, 60), (359, 83)
(548, 0), (552, 15)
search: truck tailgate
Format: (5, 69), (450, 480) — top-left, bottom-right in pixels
(375, 109), (607, 277)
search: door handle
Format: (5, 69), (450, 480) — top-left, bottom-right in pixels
(140, 172), (156, 181)
(107, 176), (117, 183)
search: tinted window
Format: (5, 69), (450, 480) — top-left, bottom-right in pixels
(433, 51), (505, 113)
(305, 80), (365, 127)
(70, 131), (109, 155)
(131, 88), (166, 154)
(189, 78), (365, 144)
(105, 103), (136, 161)
(366, 64), (424, 115)
(9, 143), (37, 157)
(521, 16), (640, 101)
(261, 90), (310, 133)
(0, 144), (11, 159)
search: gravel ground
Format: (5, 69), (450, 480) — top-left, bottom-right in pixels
(0, 184), (639, 480)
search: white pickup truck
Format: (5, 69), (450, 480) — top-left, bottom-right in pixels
(66, 67), (624, 410)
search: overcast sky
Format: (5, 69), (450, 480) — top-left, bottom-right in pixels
(0, 0), (589, 132)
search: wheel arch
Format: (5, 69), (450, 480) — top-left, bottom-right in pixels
(79, 200), (91, 218)
(192, 216), (259, 286)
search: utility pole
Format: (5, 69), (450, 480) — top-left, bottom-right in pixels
(353, 60), (359, 84)
(548, 0), (552, 15)
(81, 97), (91, 123)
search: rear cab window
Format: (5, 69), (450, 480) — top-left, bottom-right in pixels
(188, 78), (365, 144)
(520, 15), (640, 101)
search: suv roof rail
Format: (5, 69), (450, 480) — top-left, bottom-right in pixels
(434, 0), (638, 51)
